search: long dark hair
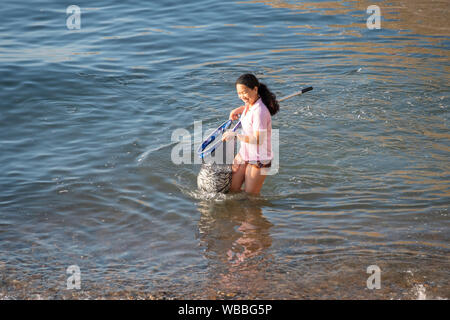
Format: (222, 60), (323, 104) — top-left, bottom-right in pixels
(236, 73), (279, 116)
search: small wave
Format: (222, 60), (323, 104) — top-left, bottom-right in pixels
(174, 171), (260, 202)
(403, 270), (448, 300)
(413, 284), (427, 300)
(345, 67), (363, 75)
(137, 141), (178, 163)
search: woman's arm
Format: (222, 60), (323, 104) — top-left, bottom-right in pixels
(229, 105), (246, 120)
(223, 130), (266, 145)
(237, 130), (266, 145)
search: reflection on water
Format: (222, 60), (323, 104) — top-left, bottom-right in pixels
(197, 198), (274, 298)
(249, 0), (450, 36)
(241, 0), (450, 86)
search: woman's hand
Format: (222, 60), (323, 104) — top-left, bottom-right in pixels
(229, 105), (245, 120)
(222, 131), (237, 142)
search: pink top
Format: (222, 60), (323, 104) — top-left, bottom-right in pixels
(239, 98), (272, 162)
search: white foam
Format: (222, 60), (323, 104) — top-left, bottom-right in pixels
(414, 284), (427, 300)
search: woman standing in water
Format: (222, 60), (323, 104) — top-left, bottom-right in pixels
(222, 74), (279, 195)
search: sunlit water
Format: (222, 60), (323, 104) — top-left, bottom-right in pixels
(0, 0), (449, 299)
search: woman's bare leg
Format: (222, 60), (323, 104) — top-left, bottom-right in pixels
(229, 153), (246, 192)
(244, 164), (267, 195)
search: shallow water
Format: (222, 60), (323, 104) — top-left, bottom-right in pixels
(0, 0), (449, 299)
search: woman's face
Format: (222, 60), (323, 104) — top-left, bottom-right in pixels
(236, 84), (259, 105)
